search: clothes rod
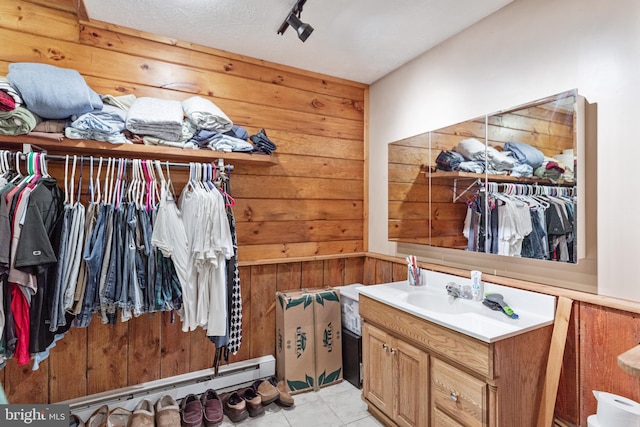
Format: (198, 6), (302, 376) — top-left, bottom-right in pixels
(2, 150), (234, 171)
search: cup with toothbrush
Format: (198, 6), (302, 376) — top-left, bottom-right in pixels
(407, 255), (422, 286)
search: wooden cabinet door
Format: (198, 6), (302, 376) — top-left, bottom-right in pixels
(393, 338), (430, 427)
(363, 322), (394, 417)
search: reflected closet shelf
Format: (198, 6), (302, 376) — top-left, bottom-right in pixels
(0, 135), (279, 166)
(425, 170), (574, 187)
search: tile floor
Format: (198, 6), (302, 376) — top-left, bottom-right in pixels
(220, 380), (384, 427)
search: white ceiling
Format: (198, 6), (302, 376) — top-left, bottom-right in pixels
(83, 0), (513, 84)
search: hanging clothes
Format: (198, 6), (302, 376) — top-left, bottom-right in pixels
(0, 151), (243, 370)
(462, 183), (576, 263)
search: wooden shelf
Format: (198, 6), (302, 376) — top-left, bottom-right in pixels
(426, 170), (575, 187)
(0, 135), (279, 166)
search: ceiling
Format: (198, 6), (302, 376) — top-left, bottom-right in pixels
(82, 0), (513, 84)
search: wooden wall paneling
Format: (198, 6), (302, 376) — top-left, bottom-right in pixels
(257, 130), (364, 160)
(78, 23), (367, 101)
(249, 264), (277, 359)
(579, 303), (640, 424)
(555, 301), (580, 426)
(188, 328), (215, 372)
(0, 1), (79, 41)
(374, 260), (393, 284)
(27, 0), (76, 13)
(235, 199), (363, 222)
(388, 182), (429, 203)
(3, 358), (49, 403)
(388, 202), (430, 220)
(127, 314), (161, 384)
(48, 326), (88, 402)
(363, 257), (376, 285)
(238, 241), (363, 262)
(392, 262), (407, 282)
(228, 266), (252, 363)
(237, 220), (363, 246)
(86, 320), (128, 395)
(323, 258), (345, 287)
(300, 260), (324, 289)
(159, 311), (191, 379)
(344, 257), (364, 285)
(232, 176), (362, 200)
(0, 28), (363, 122)
(248, 153), (363, 180)
(276, 262), (302, 292)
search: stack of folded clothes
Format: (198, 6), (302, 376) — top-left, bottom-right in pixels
(434, 138), (563, 180)
(0, 62), (279, 152)
(125, 97), (184, 142)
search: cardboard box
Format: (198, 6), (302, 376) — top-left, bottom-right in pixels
(276, 288), (343, 394)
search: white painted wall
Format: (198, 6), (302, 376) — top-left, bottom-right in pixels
(369, 0), (640, 301)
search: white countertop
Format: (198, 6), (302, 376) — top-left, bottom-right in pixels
(357, 270), (556, 343)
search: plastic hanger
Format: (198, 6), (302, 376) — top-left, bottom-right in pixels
(76, 157), (84, 205)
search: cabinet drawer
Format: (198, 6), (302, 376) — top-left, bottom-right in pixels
(431, 358), (487, 427)
(433, 408), (465, 427)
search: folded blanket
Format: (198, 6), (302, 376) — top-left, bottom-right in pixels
(65, 126), (129, 144)
(7, 63), (103, 119)
(208, 134), (253, 152)
(503, 141), (544, 169)
(455, 138), (515, 172)
(125, 97), (184, 141)
(101, 94), (136, 111)
(182, 96), (232, 132)
(70, 104), (127, 134)
(0, 106), (40, 135)
(140, 119), (197, 149)
(34, 119), (67, 133)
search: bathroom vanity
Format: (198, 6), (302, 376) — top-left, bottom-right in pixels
(358, 272), (556, 427)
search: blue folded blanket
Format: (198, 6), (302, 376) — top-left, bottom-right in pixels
(7, 63), (103, 119)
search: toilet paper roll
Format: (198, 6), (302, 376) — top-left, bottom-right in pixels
(593, 390), (640, 427)
(587, 414), (601, 427)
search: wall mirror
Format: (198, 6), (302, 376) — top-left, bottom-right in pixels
(388, 89), (581, 264)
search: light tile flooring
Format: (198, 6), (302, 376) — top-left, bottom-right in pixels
(221, 381), (384, 427)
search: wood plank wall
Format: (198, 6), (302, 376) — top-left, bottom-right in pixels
(0, 0), (366, 403)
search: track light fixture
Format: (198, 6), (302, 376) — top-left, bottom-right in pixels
(277, 0), (314, 42)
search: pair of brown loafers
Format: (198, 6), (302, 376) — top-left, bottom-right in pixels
(180, 390), (223, 427)
(219, 387), (265, 423)
(253, 377), (295, 408)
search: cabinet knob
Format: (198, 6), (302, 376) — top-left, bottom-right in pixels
(390, 348), (396, 354)
(450, 392), (458, 402)
(382, 343), (388, 351)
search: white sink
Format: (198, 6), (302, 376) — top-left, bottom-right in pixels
(357, 270), (556, 343)
(401, 291), (474, 314)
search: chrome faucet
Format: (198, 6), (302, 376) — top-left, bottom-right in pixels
(446, 282), (473, 300)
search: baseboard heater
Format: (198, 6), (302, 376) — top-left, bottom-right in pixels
(61, 355), (275, 421)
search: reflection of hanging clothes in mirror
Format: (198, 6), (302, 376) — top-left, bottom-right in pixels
(463, 183), (576, 263)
